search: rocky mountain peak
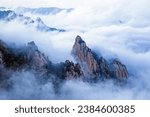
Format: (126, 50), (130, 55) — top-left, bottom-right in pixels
(27, 41), (38, 51)
(0, 36), (129, 84)
(0, 39), (49, 74)
(26, 41), (49, 73)
(72, 36), (100, 79)
(75, 35), (85, 44)
(72, 36), (128, 80)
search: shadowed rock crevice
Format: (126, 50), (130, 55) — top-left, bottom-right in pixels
(63, 60), (83, 79)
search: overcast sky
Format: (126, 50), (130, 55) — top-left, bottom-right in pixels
(0, 0), (148, 8)
(0, 0), (116, 7)
(0, 0), (101, 8)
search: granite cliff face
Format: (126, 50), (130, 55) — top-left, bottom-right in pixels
(72, 36), (128, 80)
(72, 36), (100, 79)
(26, 41), (49, 76)
(111, 59), (128, 79)
(0, 35), (128, 89)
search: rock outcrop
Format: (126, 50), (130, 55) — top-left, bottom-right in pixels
(72, 36), (128, 80)
(63, 60), (83, 79)
(26, 41), (49, 71)
(111, 59), (128, 80)
(72, 36), (100, 79)
(0, 39), (50, 77)
(98, 57), (110, 78)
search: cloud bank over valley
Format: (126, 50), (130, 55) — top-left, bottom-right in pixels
(0, 0), (150, 99)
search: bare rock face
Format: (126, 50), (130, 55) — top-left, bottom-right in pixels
(111, 59), (128, 80)
(63, 60), (83, 79)
(72, 36), (128, 80)
(98, 57), (128, 80)
(98, 57), (110, 78)
(26, 41), (49, 71)
(0, 39), (52, 89)
(72, 36), (100, 79)
(0, 39), (49, 75)
(1, 39), (31, 70)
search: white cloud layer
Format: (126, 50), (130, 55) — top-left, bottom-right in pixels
(0, 0), (150, 99)
(0, 0), (125, 8)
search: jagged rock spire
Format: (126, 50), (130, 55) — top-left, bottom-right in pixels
(26, 41), (49, 73)
(27, 41), (38, 50)
(72, 35), (100, 79)
(72, 35), (128, 80)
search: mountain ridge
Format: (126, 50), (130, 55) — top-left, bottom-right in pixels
(0, 36), (128, 90)
(15, 7), (73, 15)
(0, 9), (65, 32)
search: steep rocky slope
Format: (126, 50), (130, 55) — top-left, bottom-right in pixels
(72, 36), (128, 80)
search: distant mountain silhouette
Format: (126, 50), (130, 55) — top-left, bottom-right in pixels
(0, 9), (65, 32)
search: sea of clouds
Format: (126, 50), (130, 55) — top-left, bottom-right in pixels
(0, 0), (150, 99)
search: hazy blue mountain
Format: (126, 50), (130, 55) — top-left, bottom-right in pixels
(0, 10), (16, 21)
(0, 7), (6, 10)
(15, 7), (73, 15)
(0, 9), (65, 32)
